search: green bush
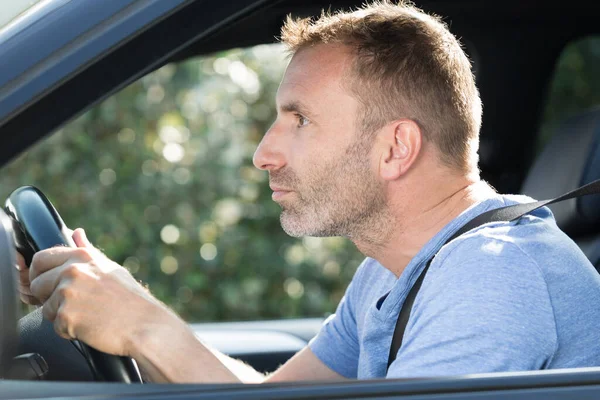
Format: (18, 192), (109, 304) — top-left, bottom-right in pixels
(0, 45), (362, 322)
(2, 36), (600, 322)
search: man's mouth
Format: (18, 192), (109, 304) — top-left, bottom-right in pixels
(270, 186), (293, 200)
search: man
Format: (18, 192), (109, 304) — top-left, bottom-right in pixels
(16, 1), (600, 382)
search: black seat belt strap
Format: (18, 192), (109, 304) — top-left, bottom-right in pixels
(386, 178), (600, 371)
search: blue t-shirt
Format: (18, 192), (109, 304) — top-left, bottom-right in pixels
(309, 194), (600, 379)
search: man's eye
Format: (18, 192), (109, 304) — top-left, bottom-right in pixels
(295, 114), (309, 128)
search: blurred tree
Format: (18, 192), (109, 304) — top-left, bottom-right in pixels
(0, 44), (363, 322)
(2, 35), (600, 322)
(538, 36), (600, 150)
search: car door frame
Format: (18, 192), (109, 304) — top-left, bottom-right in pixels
(0, 0), (274, 166)
(2, 0), (600, 398)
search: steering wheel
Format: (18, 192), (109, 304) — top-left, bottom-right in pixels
(0, 210), (19, 378)
(5, 186), (142, 383)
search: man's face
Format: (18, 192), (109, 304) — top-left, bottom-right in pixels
(253, 44), (386, 238)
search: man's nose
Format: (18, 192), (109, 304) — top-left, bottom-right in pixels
(253, 126), (287, 171)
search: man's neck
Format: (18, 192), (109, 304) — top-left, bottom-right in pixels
(353, 178), (496, 277)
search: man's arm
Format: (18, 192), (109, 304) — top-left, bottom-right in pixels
(23, 228), (353, 383)
(129, 316), (345, 383)
(266, 347), (347, 382)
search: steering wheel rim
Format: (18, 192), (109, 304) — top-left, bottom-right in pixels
(0, 210), (19, 378)
(5, 186), (142, 383)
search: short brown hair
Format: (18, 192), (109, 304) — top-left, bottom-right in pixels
(280, 1), (481, 172)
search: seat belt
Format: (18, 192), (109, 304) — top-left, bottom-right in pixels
(386, 178), (600, 371)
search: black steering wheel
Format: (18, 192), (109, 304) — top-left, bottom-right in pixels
(0, 210), (19, 378)
(5, 186), (142, 383)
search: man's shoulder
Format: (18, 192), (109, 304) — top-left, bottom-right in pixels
(427, 224), (549, 290)
(426, 195), (594, 293)
(410, 216), (559, 341)
(436, 194), (581, 269)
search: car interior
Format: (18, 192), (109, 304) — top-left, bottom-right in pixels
(2, 0), (600, 398)
(522, 108), (600, 268)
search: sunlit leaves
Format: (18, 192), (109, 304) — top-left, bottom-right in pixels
(0, 44), (360, 322)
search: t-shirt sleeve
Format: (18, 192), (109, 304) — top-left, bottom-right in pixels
(309, 262), (365, 378)
(387, 236), (558, 378)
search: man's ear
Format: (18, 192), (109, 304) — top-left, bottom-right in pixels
(379, 119), (422, 181)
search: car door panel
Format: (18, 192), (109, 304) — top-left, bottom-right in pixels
(192, 319), (323, 373)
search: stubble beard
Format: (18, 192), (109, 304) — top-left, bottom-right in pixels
(274, 138), (391, 245)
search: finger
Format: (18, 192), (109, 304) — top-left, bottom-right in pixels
(29, 262), (70, 303)
(19, 292), (41, 306)
(18, 281), (41, 305)
(29, 247), (91, 282)
(15, 251), (27, 271)
(42, 286), (62, 322)
(16, 265), (41, 305)
(18, 265), (31, 288)
(72, 228), (92, 249)
(53, 306), (74, 340)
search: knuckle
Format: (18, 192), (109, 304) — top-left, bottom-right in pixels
(30, 252), (42, 270)
(31, 250), (42, 262)
(56, 307), (74, 326)
(21, 293), (34, 306)
(73, 248), (93, 262)
(28, 279), (40, 298)
(57, 284), (76, 300)
(18, 283), (33, 296)
(61, 263), (84, 280)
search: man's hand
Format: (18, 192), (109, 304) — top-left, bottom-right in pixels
(15, 227), (76, 306)
(26, 228), (174, 357)
(16, 251), (40, 306)
(16, 228), (344, 383)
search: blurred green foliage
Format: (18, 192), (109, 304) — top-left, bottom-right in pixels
(1, 36), (600, 323)
(538, 37), (600, 149)
(0, 44), (364, 322)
